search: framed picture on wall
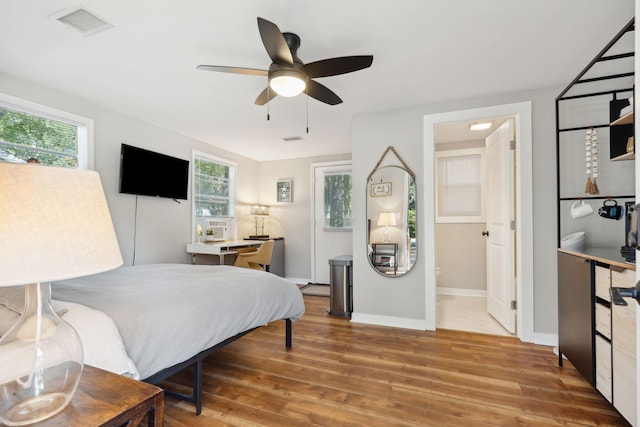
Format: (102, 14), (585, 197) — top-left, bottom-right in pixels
(371, 182), (392, 197)
(277, 179), (293, 203)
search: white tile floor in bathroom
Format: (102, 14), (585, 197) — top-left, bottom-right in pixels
(437, 294), (513, 336)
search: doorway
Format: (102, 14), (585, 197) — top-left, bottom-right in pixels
(423, 102), (534, 342)
(311, 160), (353, 284)
(434, 117), (514, 336)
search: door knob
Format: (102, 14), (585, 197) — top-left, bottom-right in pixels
(482, 230), (489, 237)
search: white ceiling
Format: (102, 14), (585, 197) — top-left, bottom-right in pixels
(0, 1), (634, 161)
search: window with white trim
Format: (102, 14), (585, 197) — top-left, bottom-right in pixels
(324, 171), (353, 229)
(192, 151), (236, 240)
(436, 148), (485, 223)
(0, 93), (92, 169)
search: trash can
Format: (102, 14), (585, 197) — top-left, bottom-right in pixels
(328, 255), (353, 317)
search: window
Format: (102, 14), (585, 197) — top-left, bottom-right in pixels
(436, 148), (485, 223)
(192, 151), (235, 218)
(324, 172), (352, 229)
(0, 92), (92, 169)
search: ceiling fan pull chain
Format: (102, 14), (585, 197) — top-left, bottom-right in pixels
(306, 91), (309, 134)
(267, 86), (270, 121)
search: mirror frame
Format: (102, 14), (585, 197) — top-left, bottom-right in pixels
(366, 147), (417, 277)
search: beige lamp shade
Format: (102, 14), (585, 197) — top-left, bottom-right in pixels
(0, 163), (123, 286)
(377, 212), (397, 227)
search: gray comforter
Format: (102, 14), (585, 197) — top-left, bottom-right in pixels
(52, 264), (305, 379)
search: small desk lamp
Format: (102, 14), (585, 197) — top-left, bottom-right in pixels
(377, 212), (397, 243)
(0, 163), (123, 426)
(250, 205), (270, 238)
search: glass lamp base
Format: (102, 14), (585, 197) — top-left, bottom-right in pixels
(0, 283), (83, 426)
(5, 392), (68, 425)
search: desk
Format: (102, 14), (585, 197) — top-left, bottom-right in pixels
(187, 240), (264, 265)
(36, 365), (163, 427)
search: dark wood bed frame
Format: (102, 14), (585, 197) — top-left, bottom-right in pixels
(143, 318), (293, 415)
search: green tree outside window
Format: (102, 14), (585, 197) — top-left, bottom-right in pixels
(0, 107), (78, 167)
(324, 173), (352, 228)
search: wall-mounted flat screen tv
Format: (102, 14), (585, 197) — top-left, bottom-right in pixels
(119, 143), (189, 200)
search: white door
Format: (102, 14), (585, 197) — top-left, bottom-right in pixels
(485, 119), (516, 333)
(312, 161), (353, 284)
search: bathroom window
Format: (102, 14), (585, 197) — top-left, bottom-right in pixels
(436, 148), (485, 223)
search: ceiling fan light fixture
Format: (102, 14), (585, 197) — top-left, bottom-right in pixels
(269, 70), (306, 97)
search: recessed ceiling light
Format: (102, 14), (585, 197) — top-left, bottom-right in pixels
(50, 6), (113, 37)
(469, 122), (492, 131)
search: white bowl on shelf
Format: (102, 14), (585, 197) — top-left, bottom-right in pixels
(560, 231), (586, 251)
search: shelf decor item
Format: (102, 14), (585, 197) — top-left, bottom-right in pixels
(0, 163), (123, 426)
(585, 128), (599, 195)
(205, 228), (216, 242)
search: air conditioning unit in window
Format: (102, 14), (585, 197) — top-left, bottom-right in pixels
(207, 220), (229, 241)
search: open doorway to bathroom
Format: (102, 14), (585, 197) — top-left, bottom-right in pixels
(434, 117), (514, 336)
(424, 101), (534, 342)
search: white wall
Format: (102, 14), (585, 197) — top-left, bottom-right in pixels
(352, 87), (559, 335)
(436, 223), (486, 291)
(0, 72), (260, 266)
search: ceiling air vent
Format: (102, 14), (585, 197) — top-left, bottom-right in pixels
(282, 136), (304, 142)
(50, 6), (113, 37)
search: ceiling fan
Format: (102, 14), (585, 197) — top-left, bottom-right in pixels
(197, 17), (373, 106)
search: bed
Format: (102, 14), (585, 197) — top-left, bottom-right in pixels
(23, 263), (303, 414)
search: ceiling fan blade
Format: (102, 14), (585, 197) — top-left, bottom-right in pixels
(254, 87), (279, 105)
(306, 80), (342, 105)
(257, 17), (293, 65)
(196, 65), (268, 76)
(304, 55), (373, 78)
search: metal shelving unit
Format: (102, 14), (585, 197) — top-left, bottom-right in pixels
(555, 18), (635, 246)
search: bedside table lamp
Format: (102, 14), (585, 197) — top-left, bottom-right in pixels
(377, 212), (397, 243)
(0, 163), (123, 426)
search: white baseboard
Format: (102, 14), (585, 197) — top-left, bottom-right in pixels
(437, 287), (487, 297)
(287, 277), (312, 285)
(351, 313), (430, 331)
(352, 311), (559, 345)
(533, 332), (557, 347)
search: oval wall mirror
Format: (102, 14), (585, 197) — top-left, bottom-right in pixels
(367, 149), (417, 277)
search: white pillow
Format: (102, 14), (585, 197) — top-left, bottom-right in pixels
(52, 300), (140, 379)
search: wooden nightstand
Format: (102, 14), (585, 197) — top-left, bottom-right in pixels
(33, 365), (163, 427)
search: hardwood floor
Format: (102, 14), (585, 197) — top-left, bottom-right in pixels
(156, 295), (629, 426)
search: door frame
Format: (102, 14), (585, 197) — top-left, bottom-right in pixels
(633, 4), (640, 417)
(310, 160), (353, 283)
(423, 102), (534, 342)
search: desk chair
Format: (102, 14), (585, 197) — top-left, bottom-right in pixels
(234, 240), (274, 271)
